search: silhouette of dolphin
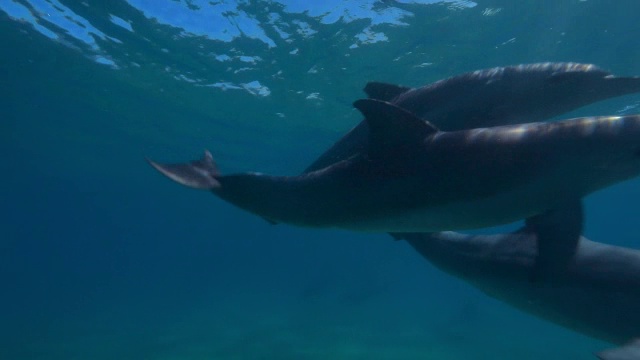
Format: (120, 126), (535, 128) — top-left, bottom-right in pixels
(148, 100), (640, 235)
(306, 63), (640, 173)
(394, 208), (640, 360)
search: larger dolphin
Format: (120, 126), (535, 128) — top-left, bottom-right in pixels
(148, 99), (640, 234)
(306, 63), (640, 172)
(393, 211), (640, 360)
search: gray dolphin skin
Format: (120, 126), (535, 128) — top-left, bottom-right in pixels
(147, 100), (640, 233)
(305, 63), (640, 173)
(393, 219), (640, 359)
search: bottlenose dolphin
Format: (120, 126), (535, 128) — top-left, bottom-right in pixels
(306, 63), (640, 173)
(148, 99), (640, 234)
(393, 211), (640, 359)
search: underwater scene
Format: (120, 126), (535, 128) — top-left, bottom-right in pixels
(2, 1), (640, 359)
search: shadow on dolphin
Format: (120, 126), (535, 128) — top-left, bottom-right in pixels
(393, 209), (640, 359)
(305, 62), (640, 173)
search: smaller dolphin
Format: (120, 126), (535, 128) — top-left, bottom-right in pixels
(393, 208), (640, 359)
(149, 100), (640, 234)
(306, 63), (640, 173)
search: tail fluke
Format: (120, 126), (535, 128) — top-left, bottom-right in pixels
(147, 150), (220, 190)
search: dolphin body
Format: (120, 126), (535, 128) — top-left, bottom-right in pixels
(394, 215), (640, 360)
(147, 99), (640, 234)
(149, 63), (640, 235)
(305, 62), (640, 173)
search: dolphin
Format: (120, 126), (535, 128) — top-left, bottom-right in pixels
(147, 99), (640, 235)
(306, 63), (640, 173)
(392, 208), (640, 359)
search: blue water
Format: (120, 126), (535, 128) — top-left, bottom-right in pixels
(2, 1), (639, 359)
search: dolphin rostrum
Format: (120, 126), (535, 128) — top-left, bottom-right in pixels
(148, 99), (640, 235)
(306, 63), (640, 173)
(393, 208), (640, 360)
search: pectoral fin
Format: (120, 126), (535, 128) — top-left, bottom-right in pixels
(526, 199), (583, 282)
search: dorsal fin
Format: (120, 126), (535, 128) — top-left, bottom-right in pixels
(353, 99), (438, 159)
(364, 82), (412, 101)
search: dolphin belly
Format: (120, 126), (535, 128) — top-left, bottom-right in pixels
(335, 176), (579, 232)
